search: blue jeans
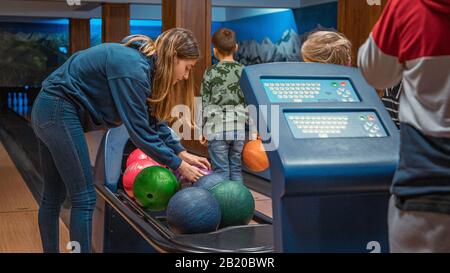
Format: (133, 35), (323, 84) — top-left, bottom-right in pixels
(31, 91), (96, 253)
(207, 132), (245, 181)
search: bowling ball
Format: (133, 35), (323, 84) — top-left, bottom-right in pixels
(126, 148), (163, 168)
(210, 181), (255, 227)
(133, 166), (180, 211)
(194, 173), (226, 191)
(166, 187), (221, 234)
(123, 159), (161, 198)
(173, 164), (212, 184)
(242, 139), (269, 172)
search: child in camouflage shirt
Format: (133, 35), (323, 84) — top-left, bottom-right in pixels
(200, 28), (246, 181)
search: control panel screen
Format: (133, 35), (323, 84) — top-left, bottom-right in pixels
(284, 111), (387, 139)
(261, 78), (360, 103)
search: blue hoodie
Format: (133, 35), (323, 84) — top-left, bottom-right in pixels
(42, 43), (185, 170)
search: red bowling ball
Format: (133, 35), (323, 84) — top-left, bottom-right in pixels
(126, 148), (163, 168)
(123, 159), (162, 198)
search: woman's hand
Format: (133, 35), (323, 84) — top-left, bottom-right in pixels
(199, 135), (208, 146)
(178, 151), (211, 170)
(176, 161), (206, 182)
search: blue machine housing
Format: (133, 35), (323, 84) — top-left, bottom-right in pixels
(240, 62), (399, 253)
(92, 126), (159, 252)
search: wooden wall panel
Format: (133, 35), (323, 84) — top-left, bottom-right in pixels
(162, 0), (212, 94)
(69, 18), (90, 55)
(338, 0), (387, 66)
(162, 0), (212, 156)
(102, 3), (130, 43)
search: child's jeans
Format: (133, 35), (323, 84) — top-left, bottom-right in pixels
(207, 131), (245, 181)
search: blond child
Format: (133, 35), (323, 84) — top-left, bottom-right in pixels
(301, 30), (352, 66)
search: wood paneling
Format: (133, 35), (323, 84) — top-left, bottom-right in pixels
(0, 143), (69, 253)
(251, 190), (272, 218)
(0, 212), (70, 253)
(102, 3), (130, 43)
(338, 0), (387, 66)
(69, 18), (90, 55)
(162, 0), (212, 93)
(162, 0), (212, 156)
(0, 143), (37, 213)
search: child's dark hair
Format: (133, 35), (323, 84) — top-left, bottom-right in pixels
(212, 28), (237, 55)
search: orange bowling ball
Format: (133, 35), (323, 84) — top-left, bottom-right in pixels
(242, 139), (269, 172)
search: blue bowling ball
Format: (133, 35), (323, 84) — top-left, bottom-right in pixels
(194, 173), (226, 191)
(166, 187), (221, 234)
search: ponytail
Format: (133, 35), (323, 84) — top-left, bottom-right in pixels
(123, 34), (157, 57)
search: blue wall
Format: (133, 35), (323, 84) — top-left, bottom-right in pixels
(90, 19), (162, 47)
(129, 19), (162, 39)
(293, 2), (338, 35)
(221, 10), (298, 43)
(208, 6), (337, 65)
(212, 21), (223, 36)
(87, 3), (337, 47)
(90, 19), (101, 46)
(0, 20), (69, 34)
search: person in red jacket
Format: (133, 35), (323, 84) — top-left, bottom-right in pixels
(358, 0), (450, 252)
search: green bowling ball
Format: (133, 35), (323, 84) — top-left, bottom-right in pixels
(133, 166), (180, 211)
(210, 181), (255, 227)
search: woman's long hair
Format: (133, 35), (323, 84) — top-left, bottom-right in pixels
(123, 28), (200, 126)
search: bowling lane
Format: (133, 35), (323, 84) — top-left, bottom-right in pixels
(251, 190), (272, 219)
(0, 139), (70, 253)
(5, 90), (32, 121)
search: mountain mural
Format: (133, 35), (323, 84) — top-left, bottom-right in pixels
(235, 28), (302, 65)
(0, 30), (68, 87)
